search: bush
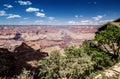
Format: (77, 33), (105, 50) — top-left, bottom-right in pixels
(39, 50), (61, 79)
(38, 46), (94, 79)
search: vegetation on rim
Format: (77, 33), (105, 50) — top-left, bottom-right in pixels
(0, 24), (120, 79)
(38, 24), (120, 79)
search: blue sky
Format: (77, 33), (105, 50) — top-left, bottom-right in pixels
(0, 0), (119, 25)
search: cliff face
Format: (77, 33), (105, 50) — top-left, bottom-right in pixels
(0, 42), (48, 77)
(0, 26), (97, 53)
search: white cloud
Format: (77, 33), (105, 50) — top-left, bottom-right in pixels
(81, 20), (90, 23)
(92, 15), (103, 21)
(18, 1), (32, 5)
(99, 19), (113, 23)
(68, 20), (96, 25)
(75, 15), (83, 18)
(3, 4), (13, 8)
(26, 7), (39, 12)
(36, 12), (45, 17)
(48, 17), (55, 20)
(68, 20), (77, 25)
(34, 20), (44, 25)
(7, 14), (21, 19)
(0, 10), (21, 19)
(0, 10), (6, 16)
(35, 20), (44, 23)
(80, 20), (93, 25)
(79, 19), (112, 25)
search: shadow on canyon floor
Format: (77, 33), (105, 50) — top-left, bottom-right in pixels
(0, 42), (48, 78)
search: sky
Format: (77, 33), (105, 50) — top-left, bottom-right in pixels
(0, 0), (120, 25)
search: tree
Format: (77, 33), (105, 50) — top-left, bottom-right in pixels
(91, 50), (113, 69)
(38, 46), (94, 79)
(64, 45), (81, 58)
(62, 45), (94, 79)
(81, 40), (114, 70)
(95, 24), (120, 60)
(39, 50), (61, 79)
(38, 23), (120, 78)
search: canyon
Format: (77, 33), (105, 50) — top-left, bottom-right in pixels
(0, 25), (98, 53)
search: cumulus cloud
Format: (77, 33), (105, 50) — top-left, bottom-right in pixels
(48, 17), (55, 20)
(92, 15), (103, 21)
(68, 19), (113, 25)
(68, 20), (95, 25)
(26, 7), (39, 12)
(7, 14), (21, 19)
(18, 1), (32, 5)
(36, 12), (45, 17)
(80, 20), (93, 25)
(99, 19), (113, 23)
(68, 20), (77, 25)
(0, 10), (7, 16)
(0, 10), (21, 19)
(68, 14), (113, 25)
(3, 4), (13, 8)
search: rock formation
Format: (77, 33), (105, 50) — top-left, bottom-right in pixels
(0, 42), (48, 77)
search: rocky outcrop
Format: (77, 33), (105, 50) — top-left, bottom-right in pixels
(94, 63), (120, 79)
(0, 42), (48, 77)
(0, 48), (17, 77)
